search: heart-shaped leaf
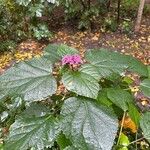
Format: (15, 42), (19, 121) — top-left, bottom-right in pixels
(60, 97), (118, 150)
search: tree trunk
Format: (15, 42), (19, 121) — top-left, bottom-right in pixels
(145, 0), (150, 4)
(135, 0), (145, 32)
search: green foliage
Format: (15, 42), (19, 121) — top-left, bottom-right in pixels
(140, 112), (150, 143)
(107, 88), (133, 111)
(60, 0), (107, 29)
(0, 44), (150, 149)
(0, 97), (24, 127)
(128, 103), (141, 127)
(140, 79), (150, 97)
(62, 68), (100, 99)
(0, 40), (16, 53)
(85, 48), (148, 77)
(0, 0), (148, 53)
(121, 20), (133, 33)
(4, 103), (60, 150)
(57, 133), (72, 149)
(0, 0), (56, 52)
(121, 0), (139, 16)
(118, 133), (130, 149)
(43, 44), (79, 63)
(31, 24), (52, 40)
(103, 17), (118, 32)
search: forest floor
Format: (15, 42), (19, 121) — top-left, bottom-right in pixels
(0, 15), (150, 75)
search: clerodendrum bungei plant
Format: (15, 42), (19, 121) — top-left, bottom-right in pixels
(0, 44), (150, 150)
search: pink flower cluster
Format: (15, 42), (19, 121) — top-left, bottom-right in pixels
(62, 54), (82, 65)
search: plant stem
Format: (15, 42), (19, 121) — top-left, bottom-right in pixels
(135, 132), (138, 150)
(117, 111), (126, 145)
(128, 137), (144, 145)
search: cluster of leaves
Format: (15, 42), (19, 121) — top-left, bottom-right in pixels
(59, 0), (145, 31)
(0, 0), (18, 52)
(0, 0), (55, 52)
(59, 0), (109, 30)
(0, 44), (150, 150)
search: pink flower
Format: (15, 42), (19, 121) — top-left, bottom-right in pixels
(62, 54), (82, 65)
(72, 55), (82, 64)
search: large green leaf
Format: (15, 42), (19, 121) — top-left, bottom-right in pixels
(85, 49), (148, 77)
(128, 103), (141, 127)
(4, 103), (60, 150)
(0, 57), (57, 101)
(62, 68), (100, 99)
(140, 79), (150, 97)
(140, 112), (150, 143)
(60, 97), (118, 150)
(107, 88), (133, 111)
(43, 44), (79, 64)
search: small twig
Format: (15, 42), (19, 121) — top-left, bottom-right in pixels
(128, 137), (144, 145)
(135, 132), (138, 150)
(117, 111), (126, 145)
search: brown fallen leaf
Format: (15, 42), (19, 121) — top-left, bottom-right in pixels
(120, 116), (137, 133)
